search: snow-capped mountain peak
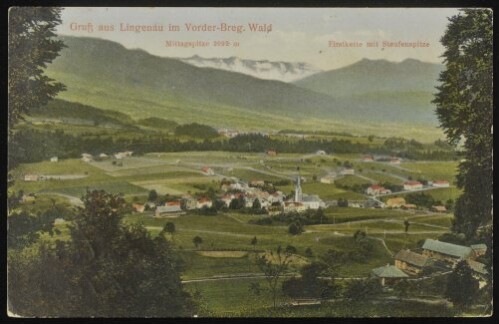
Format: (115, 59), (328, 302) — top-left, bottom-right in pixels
(178, 56), (321, 82)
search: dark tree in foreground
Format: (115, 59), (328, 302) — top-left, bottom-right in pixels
(282, 261), (340, 299)
(8, 7), (66, 136)
(433, 9), (493, 239)
(446, 260), (479, 308)
(8, 190), (194, 317)
(256, 246), (292, 308)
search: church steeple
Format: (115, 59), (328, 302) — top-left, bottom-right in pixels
(295, 167), (302, 202)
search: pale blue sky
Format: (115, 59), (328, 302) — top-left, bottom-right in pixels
(58, 7), (460, 70)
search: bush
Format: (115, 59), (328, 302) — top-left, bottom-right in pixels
(288, 222), (303, 235)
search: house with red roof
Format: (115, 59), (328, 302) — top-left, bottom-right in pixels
(403, 181), (423, 191)
(432, 180), (450, 188)
(201, 166), (215, 176)
(366, 184), (391, 196)
(196, 197), (213, 209)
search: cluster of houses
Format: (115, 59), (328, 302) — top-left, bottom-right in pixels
(365, 180), (450, 197)
(365, 196), (448, 213)
(217, 129), (274, 138)
(81, 151), (134, 162)
(371, 239), (488, 286)
(319, 167), (355, 184)
(132, 171), (326, 217)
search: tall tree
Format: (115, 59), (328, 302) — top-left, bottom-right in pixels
(445, 260), (479, 308)
(8, 190), (194, 317)
(255, 246), (292, 308)
(8, 7), (66, 135)
(433, 9), (493, 239)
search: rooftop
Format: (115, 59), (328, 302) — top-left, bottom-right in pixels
(371, 264), (409, 278)
(394, 249), (431, 267)
(467, 260), (488, 275)
(422, 239), (472, 259)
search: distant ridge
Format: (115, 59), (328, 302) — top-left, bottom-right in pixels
(45, 36), (444, 128)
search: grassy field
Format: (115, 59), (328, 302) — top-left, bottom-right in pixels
(10, 151), (460, 317)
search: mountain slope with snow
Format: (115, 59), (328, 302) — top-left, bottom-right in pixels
(179, 55), (321, 82)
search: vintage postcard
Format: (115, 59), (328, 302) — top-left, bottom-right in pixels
(7, 7), (493, 317)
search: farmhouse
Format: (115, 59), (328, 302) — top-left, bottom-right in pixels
(266, 149), (277, 156)
(403, 181), (423, 191)
(394, 249), (432, 275)
(422, 239), (472, 264)
(197, 197), (213, 209)
(284, 201), (307, 213)
(24, 174), (39, 182)
(220, 194), (234, 207)
(145, 202), (156, 209)
(366, 185), (391, 196)
(386, 197), (406, 208)
(50, 156), (58, 162)
(371, 264), (409, 286)
(362, 155), (374, 162)
(81, 153), (93, 162)
(315, 150), (326, 155)
(340, 168), (355, 175)
(201, 166), (215, 176)
(320, 173), (337, 184)
(431, 205), (447, 213)
(250, 179), (265, 187)
(432, 180), (450, 188)
(114, 151), (133, 159)
(132, 203), (145, 213)
(389, 158), (401, 165)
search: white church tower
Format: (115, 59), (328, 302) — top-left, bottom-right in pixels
(294, 167), (303, 202)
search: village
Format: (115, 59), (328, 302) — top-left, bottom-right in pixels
(11, 147), (488, 312)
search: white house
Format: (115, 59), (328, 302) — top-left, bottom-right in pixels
(340, 168), (355, 175)
(315, 150), (327, 155)
(50, 156), (58, 162)
(403, 181), (423, 191)
(432, 180), (450, 188)
(389, 158), (401, 165)
(201, 166), (215, 176)
(81, 153), (93, 162)
(197, 198), (213, 209)
(24, 174), (39, 182)
(320, 173), (337, 184)
(284, 201), (307, 213)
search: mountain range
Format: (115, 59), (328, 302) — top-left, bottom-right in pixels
(44, 36), (444, 136)
(178, 55), (321, 82)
